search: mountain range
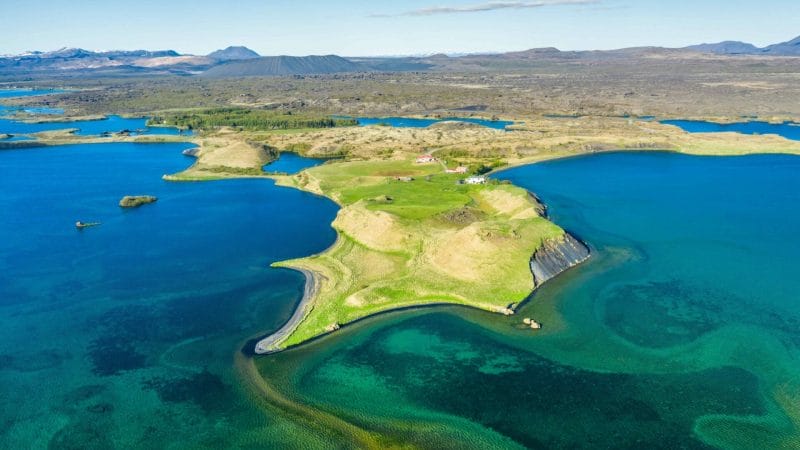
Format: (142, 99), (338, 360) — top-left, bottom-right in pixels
(685, 35), (800, 55)
(2, 35), (799, 78)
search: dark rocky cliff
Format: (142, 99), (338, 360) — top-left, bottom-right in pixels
(530, 233), (590, 287)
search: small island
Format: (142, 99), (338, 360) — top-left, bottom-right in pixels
(119, 195), (158, 208)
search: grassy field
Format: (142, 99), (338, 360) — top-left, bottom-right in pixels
(269, 158), (564, 348)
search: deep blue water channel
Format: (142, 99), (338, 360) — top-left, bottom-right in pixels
(0, 140), (338, 448)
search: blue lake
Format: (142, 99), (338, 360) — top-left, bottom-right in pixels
(0, 141), (339, 447)
(0, 88), (66, 99)
(263, 152), (327, 174)
(662, 119), (800, 141)
(0, 106), (64, 117)
(4, 85), (800, 448)
(347, 116), (514, 130)
(0, 89), (66, 117)
(0, 115), (189, 137)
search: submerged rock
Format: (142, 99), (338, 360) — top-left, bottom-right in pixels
(119, 195), (158, 208)
(530, 233), (590, 286)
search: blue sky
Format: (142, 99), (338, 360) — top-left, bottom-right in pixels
(2, 0), (799, 56)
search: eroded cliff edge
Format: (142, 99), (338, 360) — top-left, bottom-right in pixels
(530, 233), (590, 287)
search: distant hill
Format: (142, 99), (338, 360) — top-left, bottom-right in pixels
(207, 46), (260, 61)
(684, 36), (800, 56)
(202, 55), (360, 77)
(761, 35), (800, 56)
(349, 57), (434, 72)
(39, 47), (96, 59)
(684, 41), (760, 55)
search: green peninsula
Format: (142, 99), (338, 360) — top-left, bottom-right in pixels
(264, 158), (566, 350)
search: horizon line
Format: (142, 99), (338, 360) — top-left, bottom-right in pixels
(2, 33), (798, 59)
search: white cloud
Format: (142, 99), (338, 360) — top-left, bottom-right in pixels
(372, 0), (599, 17)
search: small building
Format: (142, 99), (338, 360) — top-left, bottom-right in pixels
(445, 166), (469, 174)
(395, 176), (414, 182)
(464, 176), (486, 185)
(416, 154), (436, 163)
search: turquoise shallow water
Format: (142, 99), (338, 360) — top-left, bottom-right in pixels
(0, 141), (341, 448)
(260, 151), (800, 449)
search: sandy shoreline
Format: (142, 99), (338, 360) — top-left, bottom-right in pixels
(254, 267), (318, 354)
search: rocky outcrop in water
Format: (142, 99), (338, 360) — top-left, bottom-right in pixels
(119, 195), (157, 208)
(530, 233), (590, 286)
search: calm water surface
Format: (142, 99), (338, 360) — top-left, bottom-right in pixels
(259, 151), (800, 449)
(663, 119), (800, 141)
(0, 90), (63, 117)
(0, 88), (67, 99)
(4, 98), (800, 448)
(0, 141), (340, 448)
(263, 152), (327, 174)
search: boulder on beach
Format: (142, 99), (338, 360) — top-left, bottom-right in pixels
(119, 195), (158, 208)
